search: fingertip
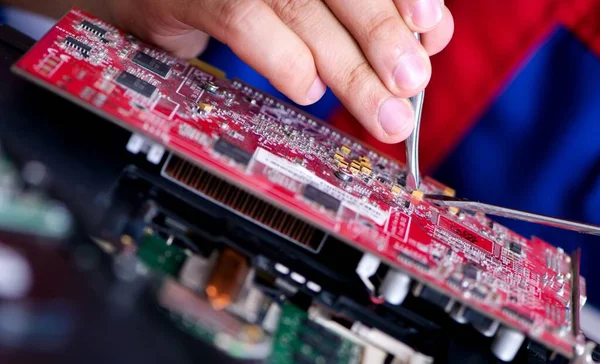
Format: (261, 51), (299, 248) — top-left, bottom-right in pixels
(393, 51), (431, 94)
(409, 0), (443, 32)
(422, 6), (454, 56)
(306, 76), (327, 104)
(377, 97), (415, 143)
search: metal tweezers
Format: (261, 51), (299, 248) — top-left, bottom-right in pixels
(405, 33), (425, 191)
(405, 34), (600, 236)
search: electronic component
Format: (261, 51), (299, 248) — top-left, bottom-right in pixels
(205, 248), (249, 310)
(197, 102), (213, 113)
(80, 20), (107, 37)
(136, 233), (187, 275)
(163, 155), (326, 252)
(115, 71), (157, 98)
(64, 36), (91, 57)
(203, 81), (219, 94)
(178, 253), (216, 292)
(414, 283), (452, 311)
(462, 263), (479, 280)
(509, 241), (522, 255)
(158, 279), (273, 360)
(303, 184), (341, 213)
(380, 269), (411, 305)
(491, 327), (526, 362)
(271, 303), (363, 364)
(213, 138), (252, 166)
(132, 51), (171, 78)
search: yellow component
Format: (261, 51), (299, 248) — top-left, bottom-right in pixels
(359, 156), (370, 163)
(340, 145), (351, 155)
(350, 165), (360, 174)
(333, 153), (345, 161)
(391, 184), (402, 194)
(443, 187), (456, 197)
(198, 102), (213, 112)
(361, 166), (372, 175)
(350, 161), (361, 170)
(449, 206), (460, 215)
(338, 161), (349, 169)
(411, 190), (424, 200)
(205, 249), (249, 310)
(120, 235), (134, 246)
(187, 58), (227, 79)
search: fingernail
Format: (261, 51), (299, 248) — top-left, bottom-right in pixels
(379, 97), (414, 135)
(411, 0), (443, 29)
(307, 76), (326, 102)
(394, 53), (427, 90)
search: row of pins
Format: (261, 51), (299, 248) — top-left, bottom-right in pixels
(165, 157), (319, 249)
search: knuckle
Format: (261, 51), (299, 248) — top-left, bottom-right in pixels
(216, 0), (261, 38)
(269, 0), (314, 27)
(362, 12), (400, 43)
(344, 60), (372, 94)
(272, 49), (314, 89)
(344, 60), (380, 112)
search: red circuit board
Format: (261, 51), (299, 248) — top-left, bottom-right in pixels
(12, 8), (586, 357)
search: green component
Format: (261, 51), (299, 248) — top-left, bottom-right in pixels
(137, 234), (187, 275)
(0, 196), (73, 239)
(270, 303), (307, 364)
(270, 303), (361, 364)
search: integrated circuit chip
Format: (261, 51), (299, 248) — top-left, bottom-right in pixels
(64, 36), (91, 57)
(462, 263), (479, 280)
(115, 71), (157, 98)
(303, 185), (341, 213)
(419, 285), (451, 309)
(132, 51), (171, 78)
(509, 241), (522, 255)
(80, 20), (107, 37)
(213, 138), (252, 166)
(399, 252), (430, 271)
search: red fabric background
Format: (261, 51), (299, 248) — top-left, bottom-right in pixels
(330, 0), (600, 174)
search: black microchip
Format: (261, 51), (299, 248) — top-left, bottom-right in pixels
(81, 20), (107, 37)
(399, 252), (430, 271)
(303, 185), (341, 212)
(471, 286), (487, 300)
(303, 320), (341, 345)
(213, 139), (252, 166)
(509, 241), (522, 255)
(448, 274), (462, 287)
(463, 263), (479, 280)
(396, 172), (407, 186)
(503, 307), (534, 325)
(132, 51), (171, 78)
(298, 332), (337, 357)
(64, 36), (91, 57)
(420, 286), (451, 309)
(464, 308), (494, 329)
(115, 71), (157, 98)
(293, 353), (315, 364)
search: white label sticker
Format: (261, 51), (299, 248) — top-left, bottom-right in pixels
(254, 148), (388, 225)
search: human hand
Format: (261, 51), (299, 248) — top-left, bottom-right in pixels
(102, 0), (454, 143)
